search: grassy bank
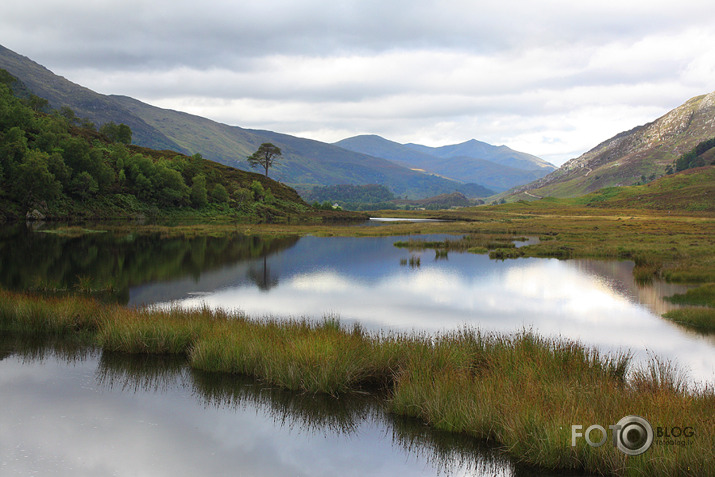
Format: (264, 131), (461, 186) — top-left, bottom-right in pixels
(1, 289), (712, 476)
(662, 308), (715, 333)
(662, 283), (715, 333)
(109, 201), (712, 285)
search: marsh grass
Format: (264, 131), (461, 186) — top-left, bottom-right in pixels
(394, 235), (521, 255)
(190, 316), (400, 395)
(97, 305), (229, 354)
(0, 290), (107, 336)
(665, 283), (715, 307)
(662, 307), (715, 333)
(1, 289), (713, 475)
(388, 330), (712, 475)
(662, 283), (715, 333)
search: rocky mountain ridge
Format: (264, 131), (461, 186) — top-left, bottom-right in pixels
(511, 91), (715, 198)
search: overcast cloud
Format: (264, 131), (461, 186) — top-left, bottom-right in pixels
(3, 0), (714, 165)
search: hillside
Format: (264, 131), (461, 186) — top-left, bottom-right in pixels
(0, 71), (349, 223)
(334, 135), (555, 191)
(508, 91), (715, 199)
(0, 44), (490, 200)
(575, 165), (715, 213)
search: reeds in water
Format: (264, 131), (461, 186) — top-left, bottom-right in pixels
(1, 289), (712, 475)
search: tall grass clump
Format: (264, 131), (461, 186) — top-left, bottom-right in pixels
(665, 283), (715, 307)
(662, 307), (715, 333)
(0, 290), (108, 336)
(389, 329), (713, 475)
(97, 305), (229, 354)
(190, 316), (400, 395)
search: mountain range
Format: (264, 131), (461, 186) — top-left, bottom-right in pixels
(335, 135), (555, 191)
(0, 44), (555, 199)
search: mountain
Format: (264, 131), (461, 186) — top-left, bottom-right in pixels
(0, 71), (326, 223)
(0, 44), (477, 200)
(406, 138), (554, 171)
(0, 45), (184, 152)
(508, 91), (715, 199)
(334, 135), (555, 191)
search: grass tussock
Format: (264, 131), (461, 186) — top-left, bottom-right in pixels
(97, 306), (229, 354)
(662, 307), (715, 333)
(0, 290), (107, 336)
(662, 283), (715, 333)
(190, 317), (400, 395)
(665, 283), (715, 307)
(0, 289), (713, 475)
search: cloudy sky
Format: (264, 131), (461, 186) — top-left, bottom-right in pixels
(3, 0), (715, 165)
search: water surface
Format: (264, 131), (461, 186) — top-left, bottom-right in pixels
(0, 336), (532, 477)
(1, 226), (712, 382)
(2, 226), (713, 476)
(145, 235), (713, 384)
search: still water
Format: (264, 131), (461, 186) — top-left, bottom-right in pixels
(0, 226), (713, 476)
(0, 337), (532, 477)
(136, 234), (712, 384)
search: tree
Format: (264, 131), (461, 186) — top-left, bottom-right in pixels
(12, 151), (62, 205)
(100, 122), (132, 144)
(247, 143), (282, 177)
(117, 124), (132, 144)
(191, 174), (208, 208)
(209, 183), (229, 203)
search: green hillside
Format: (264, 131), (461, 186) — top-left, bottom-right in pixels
(0, 45), (483, 200)
(576, 165), (715, 213)
(0, 70), (345, 223)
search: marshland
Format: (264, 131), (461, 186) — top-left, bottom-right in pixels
(1, 205), (714, 476)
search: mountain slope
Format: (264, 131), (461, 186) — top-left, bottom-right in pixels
(334, 135), (555, 191)
(0, 72), (319, 223)
(509, 91), (715, 199)
(0, 44), (473, 199)
(575, 165), (715, 213)
(0, 45), (185, 153)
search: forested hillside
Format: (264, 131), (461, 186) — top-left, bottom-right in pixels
(0, 70), (322, 222)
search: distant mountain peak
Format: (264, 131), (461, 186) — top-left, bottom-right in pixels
(335, 135), (555, 192)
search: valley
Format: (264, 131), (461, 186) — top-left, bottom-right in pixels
(0, 42), (714, 477)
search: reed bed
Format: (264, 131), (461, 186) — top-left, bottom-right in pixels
(389, 330), (714, 475)
(1, 289), (712, 476)
(662, 307), (715, 333)
(190, 317), (400, 395)
(97, 305), (228, 354)
(0, 290), (107, 336)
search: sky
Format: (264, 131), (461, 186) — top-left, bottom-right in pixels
(2, 1), (715, 166)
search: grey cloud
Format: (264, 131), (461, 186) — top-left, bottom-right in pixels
(3, 0), (715, 164)
(9, 0), (713, 70)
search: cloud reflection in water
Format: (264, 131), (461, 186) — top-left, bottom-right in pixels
(149, 236), (713, 384)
